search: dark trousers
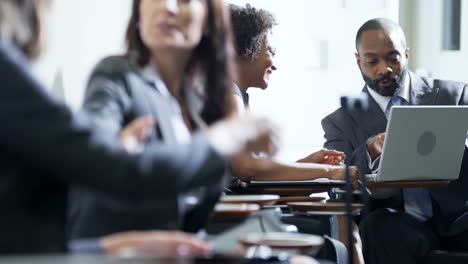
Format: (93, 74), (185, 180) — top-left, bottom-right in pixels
(360, 209), (468, 264)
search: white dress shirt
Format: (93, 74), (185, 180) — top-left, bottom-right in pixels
(233, 83), (246, 115)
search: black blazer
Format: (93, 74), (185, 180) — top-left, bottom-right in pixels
(322, 71), (468, 235)
(0, 42), (225, 254)
(68, 56), (224, 239)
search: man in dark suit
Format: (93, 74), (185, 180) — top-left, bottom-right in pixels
(322, 18), (468, 264)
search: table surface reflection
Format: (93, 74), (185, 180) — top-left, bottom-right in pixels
(0, 255), (336, 264)
(0, 255), (303, 264)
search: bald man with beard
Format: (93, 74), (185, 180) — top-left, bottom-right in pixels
(322, 18), (468, 264)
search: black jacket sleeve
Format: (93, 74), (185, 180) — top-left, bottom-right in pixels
(322, 113), (371, 174)
(0, 43), (225, 199)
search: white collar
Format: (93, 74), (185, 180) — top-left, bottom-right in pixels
(139, 60), (208, 130)
(233, 83), (242, 97)
(140, 60), (172, 99)
(366, 71), (410, 113)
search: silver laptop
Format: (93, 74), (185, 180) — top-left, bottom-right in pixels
(369, 106), (468, 182)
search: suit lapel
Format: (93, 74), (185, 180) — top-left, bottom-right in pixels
(184, 83), (207, 130)
(129, 56), (179, 144)
(409, 71), (439, 105)
(348, 87), (388, 145)
(350, 72), (441, 142)
(142, 81), (178, 144)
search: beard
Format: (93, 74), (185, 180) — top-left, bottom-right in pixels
(361, 68), (408, 97)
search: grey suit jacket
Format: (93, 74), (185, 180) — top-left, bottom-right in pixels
(322, 71), (468, 235)
(68, 56), (224, 239)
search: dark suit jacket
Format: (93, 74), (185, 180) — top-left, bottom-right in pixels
(322, 71), (468, 235)
(0, 42), (225, 254)
(68, 56), (224, 239)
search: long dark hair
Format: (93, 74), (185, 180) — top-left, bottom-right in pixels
(0, 0), (42, 59)
(125, 0), (235, 125)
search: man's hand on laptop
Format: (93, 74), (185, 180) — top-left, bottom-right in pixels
(367, 133), (386, 160)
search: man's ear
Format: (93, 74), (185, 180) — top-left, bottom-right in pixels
(355, 52), (360, 66)
(405, 48), (410, 59)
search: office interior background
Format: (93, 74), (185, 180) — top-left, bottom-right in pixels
(34, 0), (468, 161)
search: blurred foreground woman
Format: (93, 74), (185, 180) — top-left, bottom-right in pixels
(69, 0), (252, 239)
(0, 0), (277, 255)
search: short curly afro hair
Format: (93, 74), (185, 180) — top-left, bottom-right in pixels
(229, 4), (277, 61)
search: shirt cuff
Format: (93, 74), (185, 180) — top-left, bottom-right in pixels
(366, 149), (381, 173)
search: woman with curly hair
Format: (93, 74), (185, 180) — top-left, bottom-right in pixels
(227, 4), (364, 263)
(229, 3), (278, 104)
(227, 3), (355, 185)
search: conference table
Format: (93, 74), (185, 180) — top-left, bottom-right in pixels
(235, 179), (450, 197)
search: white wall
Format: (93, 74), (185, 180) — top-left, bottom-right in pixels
(227, 0), (399, 160)
(35, 0), (398, 161)
(34, 0), (132, 109)
(407, 0), (468, 83)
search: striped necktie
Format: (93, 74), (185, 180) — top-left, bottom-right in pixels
(385, 95), (407, 118)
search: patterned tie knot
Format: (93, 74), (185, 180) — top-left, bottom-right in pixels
(385, 95), (408, 118)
